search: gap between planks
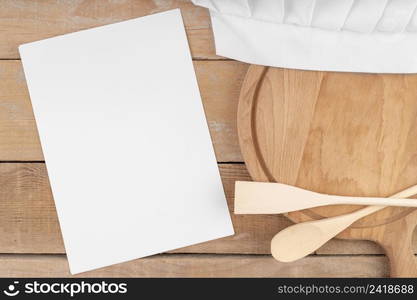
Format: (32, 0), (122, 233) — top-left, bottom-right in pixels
(0, 161), (245, 164)
(0, 58), (232, 61)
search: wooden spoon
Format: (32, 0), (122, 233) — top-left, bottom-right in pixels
(270, 184), (417, 262)
(235, 181), (417, 214)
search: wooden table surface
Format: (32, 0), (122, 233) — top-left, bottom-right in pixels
(0, 0), (407, 277)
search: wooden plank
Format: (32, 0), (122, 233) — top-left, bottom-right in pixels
(0, 254), (389, 277)
(0, 163), (291, 254)
(1, 161), (416, 256)
(317, 239), (384, 255)
(0, 60), (246, 161)
(0, 59), (42, 160)
(0, 0), (218, 59)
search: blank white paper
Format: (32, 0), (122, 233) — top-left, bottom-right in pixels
(19, 9), (234, 274)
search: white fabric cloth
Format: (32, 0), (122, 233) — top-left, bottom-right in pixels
(193, 0), (417, 73)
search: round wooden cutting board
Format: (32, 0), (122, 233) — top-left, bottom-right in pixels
(238, 65), (417, 277)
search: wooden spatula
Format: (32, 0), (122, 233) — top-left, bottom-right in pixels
(235, 181), (417, 214)
(268, 184), (417, 262)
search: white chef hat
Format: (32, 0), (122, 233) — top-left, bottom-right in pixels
(192, 0), (417, 73)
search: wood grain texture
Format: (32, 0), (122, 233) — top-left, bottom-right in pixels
(238, 65), (417, 277)
(0, 254), (389, 278)
(0, 59), (405, 259)
(1, 0), (412, 277)
(0, 0), (218, 59)
(0, 162), (291, 254)
(2, 161), (417, 256)
(0, 60), (246, 161)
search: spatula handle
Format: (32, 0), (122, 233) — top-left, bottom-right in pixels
(235, 181), (417, 214)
